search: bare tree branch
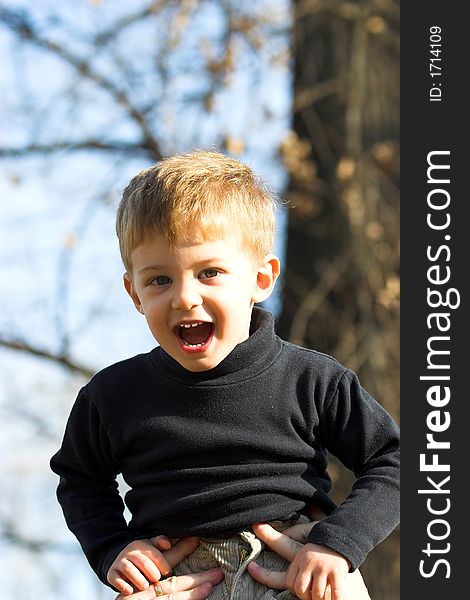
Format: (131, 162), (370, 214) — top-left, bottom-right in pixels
(1, 517), (76, 553)
(8, 405), (56, 439)
(0, 338), (95, 378)
(92, 1), (166, 46)
(293, 78), (342, 113)
(289, 254), (349, 345)
(0, 140), (155, 158)
(0, 5), (163, 159)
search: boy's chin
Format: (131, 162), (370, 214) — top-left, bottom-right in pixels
(176, 355), (223, 372)
(169, 346), (230, 373)
(164, 332), (248, 372)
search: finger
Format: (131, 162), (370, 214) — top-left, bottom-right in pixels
(164, 536), (201, 568)
(143, 546), (172, 577)
(158, 569), (224, 594)
(115, 586), (159, 600)
(172, 582), (214, 600)
(130, 552), (163, 583)
(109, 570), (134, 596)
(251, 523), (303, 562)
(150, 535), (172, 551)
(310, 573), (328, 600)
(329, 574), (346, 600)
(120, 559), (150, 591)
(286, 562), (299, 593)
(294, 569), (313, 600)
(246, 561), (287, 590)
(282, 522), (318, 544)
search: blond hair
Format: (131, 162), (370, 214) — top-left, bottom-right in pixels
(116, 150), (277, 271)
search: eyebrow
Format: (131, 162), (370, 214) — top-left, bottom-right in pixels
(137, 258), (229, 276)
(137, 265), (164, 275)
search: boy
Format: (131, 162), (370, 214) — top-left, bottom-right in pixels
(51, 151), (399, 600)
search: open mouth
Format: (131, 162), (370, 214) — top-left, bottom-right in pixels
(175, 321), (214, 350)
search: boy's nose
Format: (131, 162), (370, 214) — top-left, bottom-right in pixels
(171, 281), (203, 311)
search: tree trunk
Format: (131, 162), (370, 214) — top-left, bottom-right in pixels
(278, 1), (400, 597)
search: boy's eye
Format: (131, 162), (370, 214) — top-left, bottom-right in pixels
(199, 269), (220, 280)
(152, 275), (171, 286)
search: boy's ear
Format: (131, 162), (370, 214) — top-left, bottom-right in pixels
(123, 273), (144, 314)
(252, 255), (280, 304)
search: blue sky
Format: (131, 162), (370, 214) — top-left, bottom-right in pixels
(0, 1), (292, 596)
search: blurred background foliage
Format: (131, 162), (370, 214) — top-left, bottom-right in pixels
(0, 1), (399, 598)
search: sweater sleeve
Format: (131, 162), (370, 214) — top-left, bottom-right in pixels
(306, 369), (400, 570)
(50, 386), (137, 586)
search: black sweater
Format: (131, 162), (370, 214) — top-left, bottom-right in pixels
(50, 308), (399, 586)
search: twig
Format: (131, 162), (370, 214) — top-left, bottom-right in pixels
(0, 338), (94, 378)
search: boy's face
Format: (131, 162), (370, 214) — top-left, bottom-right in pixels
(124, 231), (279, 372)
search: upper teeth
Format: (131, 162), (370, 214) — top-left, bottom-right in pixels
(180, 322), (204, 328)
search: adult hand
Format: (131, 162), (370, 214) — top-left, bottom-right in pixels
(114, 568), (224, 600)
(247, 522), (348, 600)
(114, 536), (223, 599)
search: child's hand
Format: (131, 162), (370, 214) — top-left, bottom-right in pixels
(248, 523), (351, 600)
(107, 537), (175, 595)
(286, 542), (350, 600)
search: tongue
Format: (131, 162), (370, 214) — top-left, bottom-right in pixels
(181, 323), (213, 345)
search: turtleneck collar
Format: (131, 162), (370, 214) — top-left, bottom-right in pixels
(149, 307), (282, 385)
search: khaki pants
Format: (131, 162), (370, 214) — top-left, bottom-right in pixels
(170, 519), (371, 600)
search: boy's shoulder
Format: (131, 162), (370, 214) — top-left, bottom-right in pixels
(86, 350), (156, 394)
(274, 339), (362, 406)
(279, 338), (350, 380)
